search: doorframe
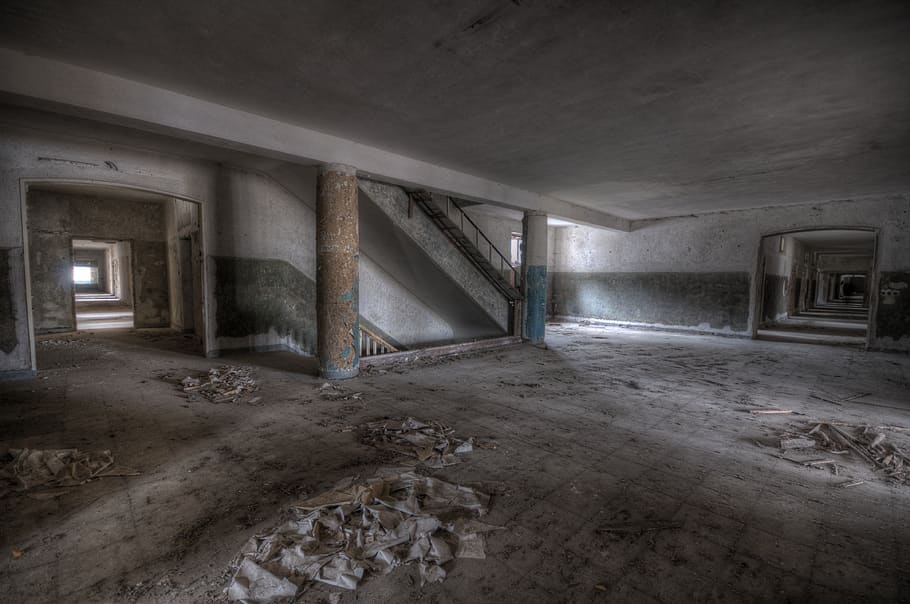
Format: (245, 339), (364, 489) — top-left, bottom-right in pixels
(749, 226), (879, 349)
(18, 178), (210, 371)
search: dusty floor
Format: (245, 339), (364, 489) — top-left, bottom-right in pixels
(1, 324), (909, 603)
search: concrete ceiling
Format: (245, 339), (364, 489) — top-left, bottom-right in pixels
(2, 1), (909, 219)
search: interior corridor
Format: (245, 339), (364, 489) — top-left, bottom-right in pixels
(756, 230), (876, 347)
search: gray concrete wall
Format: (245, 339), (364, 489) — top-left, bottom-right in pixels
(211, 165), (318, 354)
(359, 255), (453, 347)
(550, 195), (910, 350)
(27, 225), (74, 333)
(759, 236), (791, 323)
(817, 255), (873, 272)
(112, 241), (132, 304)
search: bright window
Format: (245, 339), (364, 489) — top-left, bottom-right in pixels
(73, 265), (96, 284)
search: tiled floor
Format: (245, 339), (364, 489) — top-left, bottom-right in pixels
(1, 324), (908, 602)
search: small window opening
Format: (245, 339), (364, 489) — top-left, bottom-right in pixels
(510, 232), (522, 266)
(73, 263), (98, 285)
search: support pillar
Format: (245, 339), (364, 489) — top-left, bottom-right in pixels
(317, 164), (360, 379)
(522, 210), (548, 344)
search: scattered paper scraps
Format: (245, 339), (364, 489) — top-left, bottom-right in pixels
(360, 418), (475, 469)
(180, 365), (258, 403)
(226, 471), (499, 602)
(0, 448), (139, 498)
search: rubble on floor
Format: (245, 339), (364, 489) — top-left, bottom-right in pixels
(318, 382), (363, 401)
(36, 336), (89, 348)
(772, 422), (910, 484)
(180, 365), (258, 403)
(0, 448), (138, 497)
(360, 417), (474, 468)
(226, 471), (497, 602)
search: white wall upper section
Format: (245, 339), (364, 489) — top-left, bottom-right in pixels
(0, 48), (629, 231)
(215, 166), (317, 277)
(551, 197), (910, 274)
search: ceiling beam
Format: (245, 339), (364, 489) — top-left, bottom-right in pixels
(0, 48), (630, 232)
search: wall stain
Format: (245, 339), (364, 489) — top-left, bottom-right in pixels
(214, 256), (317, 353)
(0, 248), (18, 354)
(549, 271), (751, 332)
(876, 273), (910, 341)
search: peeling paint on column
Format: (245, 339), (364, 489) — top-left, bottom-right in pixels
(317, 164), (360, 379)
(522, 211), (548, 344)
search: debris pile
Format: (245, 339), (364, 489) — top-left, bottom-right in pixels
(774, 422), (909, 484)
(226, 471), (498, 602)
(318, 382), (363, 401)
(37, 336), (89, 348)
(361, 417), (474, 468)
(0, 448), (138, 497)
(181, 365), (258, 403)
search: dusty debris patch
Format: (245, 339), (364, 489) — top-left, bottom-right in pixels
(766, 422), (910, 484)
(0, 448), (139, 497)
(360, 417), (474, 468)
(226, 471), (497, 602)
(180, 365), (259, 403)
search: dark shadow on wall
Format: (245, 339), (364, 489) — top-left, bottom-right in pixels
(359, 192), (504, 340)
(213, 256), (318, 353)
(0, 248), (18, 353)
(876, 272), (910, 345)
(549, 272), (751, 332)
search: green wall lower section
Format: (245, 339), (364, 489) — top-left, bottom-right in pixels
(0, 249), (17, 354)
(214, 256), (317, 353)
(549, 271), (751, 332)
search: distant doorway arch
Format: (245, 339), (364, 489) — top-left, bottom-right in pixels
(751, 227), (878, 348)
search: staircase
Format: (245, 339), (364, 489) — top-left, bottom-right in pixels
(409, 191), (521, 302)
(359, 323), (398, 357)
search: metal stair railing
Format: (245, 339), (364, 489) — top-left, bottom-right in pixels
(409, 191), (521, 302)
(359, 323), (398, 357)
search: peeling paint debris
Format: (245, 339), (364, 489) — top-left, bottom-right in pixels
(0, 448), (139, 497)
(360, 417), (475, 468)
(180, 365), (258, 403)
(226, 471), (497, 601)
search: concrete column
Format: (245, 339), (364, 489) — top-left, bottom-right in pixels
(522, 210), (548, 343)
(317, 164), (360, 379)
